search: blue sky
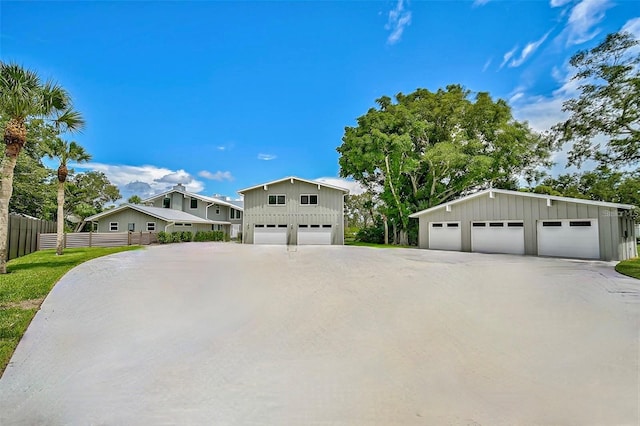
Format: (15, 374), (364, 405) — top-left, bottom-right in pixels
(1, 0), (639, 200)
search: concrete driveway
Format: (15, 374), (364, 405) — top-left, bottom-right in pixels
(0, 243), (638, 425)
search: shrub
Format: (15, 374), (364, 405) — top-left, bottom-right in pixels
(237, 232), (243, 243)
(171, 232), (181, 243)
(157, 231), (172, 244)
(356, 224), (384, 244)
(180, 231), (193, 242)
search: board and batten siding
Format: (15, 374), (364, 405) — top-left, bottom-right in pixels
(243, 180), (345, 245)
(93, 210), (168, 233)
(416, 191), (632, 261)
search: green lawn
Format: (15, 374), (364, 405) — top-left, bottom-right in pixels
(615, 245), (640, 280)
(345, 241), (415, 249)
(0, 246), (141, 376)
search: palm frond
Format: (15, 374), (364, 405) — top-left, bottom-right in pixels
(54, 108), (85, 133)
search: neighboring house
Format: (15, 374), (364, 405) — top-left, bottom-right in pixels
(84, 184), (243, 237)
(409, 188), (637, 261)
(238, 177), (349, 245)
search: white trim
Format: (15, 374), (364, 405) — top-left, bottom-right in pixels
(300, 194), (318, 205)
(109, 222), (118, 231)
(409, 188), (636, 218)
(238, 176), (349, 194)
(146, 222), (156, 231)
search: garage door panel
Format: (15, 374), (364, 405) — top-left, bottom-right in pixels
(254, 226), (287, 245)
(471, 221), (525, 255)
(537, 219), (599, 259)
(428, 222), (462, 251)
(298, 226), (332, 245)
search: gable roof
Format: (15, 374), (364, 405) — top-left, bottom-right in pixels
(409, 188), (636, 218)
(237, 176), (349, 194)
(84, 204), (230, 224)
(143, 188), (242, 210)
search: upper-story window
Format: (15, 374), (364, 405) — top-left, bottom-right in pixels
(163, 197), (171, 208)
(268, 194), (286, 205)
(300, 194), (318, 205)
(190, 198), (198, 209)
(230, 209), (241, 219)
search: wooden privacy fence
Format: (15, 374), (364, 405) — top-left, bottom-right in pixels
(39, 232), (158, 250)
(5, 214), (56, 261)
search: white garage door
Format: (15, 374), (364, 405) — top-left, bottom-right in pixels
(254, 225), (287, 245)
(537, 219), (600, 259)
(298, 225), (332, 245)
(471, 221), (525, 255)
(428, 222), (462, 251)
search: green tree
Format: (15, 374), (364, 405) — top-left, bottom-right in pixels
(555, 32), (640, 168)
(0, 63), (84, 272)
(338, 85), (552, 245)
(45, 139), (91, 255)
(65, 171), (121, 223)
(127, 195), (142, 204)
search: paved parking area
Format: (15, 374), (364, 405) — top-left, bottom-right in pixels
(0, 243), (638, 425)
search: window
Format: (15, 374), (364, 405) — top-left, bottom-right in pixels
(310, 224), (320, 228)
(216, 207), (220, 215)
(268, 194), (286, 205)
(277, 224), (287, 228)
(230, 209), (242, 219)
(507, 222), (524, 227)
(447, 223), (459, 228)
(570, 221), (592, 227)
(300, 194), (318, 205)
(543, 221), (562, 227)
(109, 222), (118, 231)
(128, 223), (135, 232)
(432, 223), (443, 228)
(266, 224), (276, 228)
(147, 222), (156, 231)
(322, 224), (332, 228)
(163, 197), (170, 208)
(299, 224), (308, 228)
(175, 223), (192, 227)
(472, 222), (486, 227)
(255, 224), (265, 228)
(190, 198), (198, 209)
(489, 222), (504, 227)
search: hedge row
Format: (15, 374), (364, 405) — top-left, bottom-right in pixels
(157, 231), (229, 244)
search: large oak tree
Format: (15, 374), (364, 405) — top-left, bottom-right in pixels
(337, 85), (553, 244)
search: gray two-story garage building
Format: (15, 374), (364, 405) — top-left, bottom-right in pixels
(238, 177), (349, 245)
(409, 188), (637, 261)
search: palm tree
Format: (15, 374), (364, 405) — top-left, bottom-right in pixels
(127, 195), (142, 204)
(45, 139), (91, 255)
(0, 62), (84, 272)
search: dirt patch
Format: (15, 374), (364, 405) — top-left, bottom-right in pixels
(0, 298), (44, 310)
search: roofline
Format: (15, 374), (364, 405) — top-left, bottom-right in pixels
(142, 189), (242, 210)
(84, 204), (228, 224)
(237, 176), (349, 194)
(409, 188), (637, 218)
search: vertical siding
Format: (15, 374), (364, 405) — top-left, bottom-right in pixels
(243, 180), (345, 244)
(413, 192), (629, 260)
(96, 210), (168, 233)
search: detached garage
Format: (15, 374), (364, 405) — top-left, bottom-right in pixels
(409, 189), (637, 261)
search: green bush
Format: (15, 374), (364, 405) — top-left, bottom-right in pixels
(157, 231), (172, 244)
(193, 231), (226, 242)
(356, 223), (385, 244)
(171, 232), (181, 243)
(180, 231), (193, 242)
(237, 232), (243, 243)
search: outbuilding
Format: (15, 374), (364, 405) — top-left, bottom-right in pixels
(409, 188), (637, 261)
(238, 176), (349, 245)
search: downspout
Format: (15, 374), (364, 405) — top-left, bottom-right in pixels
(165, 221), (175, 232)
(205, 203), (214, 220)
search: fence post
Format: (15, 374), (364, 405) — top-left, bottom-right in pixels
(63, 233), (67, 249)
(89, 231), (92, 247)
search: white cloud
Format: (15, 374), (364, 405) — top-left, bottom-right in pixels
(559, 0), (612, 46)
(550, 0), (573, 7)
(314, 177), (367, 195)
(385, 0), (412, 45)
(621, 17), (640, 38)
(216, 146), (226, 151)
(198, 170), (234, 181)
(482, 58), (492, 72)
(257, 153), (277, 161)
(473, 0), (491, 6)
(500, 46), (518, 69)
(509, 31), (551, 67)
(77, 163), (205, 201)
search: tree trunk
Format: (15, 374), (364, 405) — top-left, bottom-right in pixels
(392, 221), (397, 245)
(56, 181), (65, 255)
(399, 230), (409, 246)
(383, 215), (389, 245)
(0, 155), (19, 273)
